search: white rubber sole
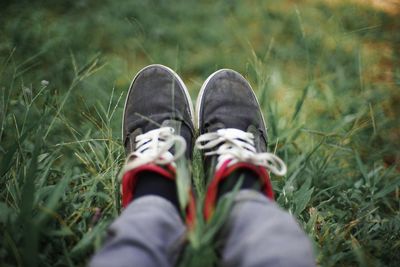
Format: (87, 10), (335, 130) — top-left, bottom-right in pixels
(122, 64), (195, 140)
(195, 69), (267, 131)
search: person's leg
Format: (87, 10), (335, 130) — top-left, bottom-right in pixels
(89, 196), (185, 267)
(218, 190), (315, 267)
(90, 65), (195, 267)
(195, 69), (315, 267)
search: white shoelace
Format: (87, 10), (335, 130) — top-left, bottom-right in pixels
(123, 127), (186, 172)
(196, 128), (287, 176)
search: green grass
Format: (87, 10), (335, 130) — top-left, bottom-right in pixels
(1, 0), (399, 266)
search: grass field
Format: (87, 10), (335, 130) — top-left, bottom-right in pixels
(1, 0), (399, 266)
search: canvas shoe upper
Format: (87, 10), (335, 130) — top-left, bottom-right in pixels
(123, 64), (194, 159)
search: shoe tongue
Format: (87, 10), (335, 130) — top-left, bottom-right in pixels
(161, 119), (181, 131)
(124, 116), (170, 155)
(206, 121), (267, 151)
(206, 122), (226, 133)
(162, 119), (193, 160)
(207, 121), (254, 135)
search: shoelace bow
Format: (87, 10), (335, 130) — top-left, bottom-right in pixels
(123, 127), (186, 173)
(196, 128), (287, 176)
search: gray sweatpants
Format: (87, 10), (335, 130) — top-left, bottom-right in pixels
(90, 190), (315, 267)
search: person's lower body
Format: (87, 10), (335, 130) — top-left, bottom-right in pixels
(90, 188), (315, 267)
(90, 65), (315, 267)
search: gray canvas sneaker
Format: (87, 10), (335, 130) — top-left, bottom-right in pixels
(121, 64), (195, 225)
(195, 69), (287, 220)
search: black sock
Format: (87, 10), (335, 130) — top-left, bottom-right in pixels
(217, 169), (262, 199)
(134, 171), (180, 210)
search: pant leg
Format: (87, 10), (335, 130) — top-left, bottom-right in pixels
(89, 196), (186, 267)
(219, 190), (316, 267)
